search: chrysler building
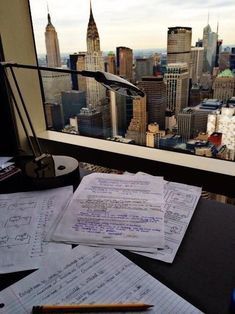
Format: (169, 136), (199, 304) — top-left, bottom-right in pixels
(85, 1), (106, 108)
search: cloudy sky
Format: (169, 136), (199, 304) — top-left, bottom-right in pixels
(29, 0), (235, 54)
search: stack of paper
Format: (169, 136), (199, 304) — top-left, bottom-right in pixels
(49, 172), (202, 261)
(49, 173), (165, 253)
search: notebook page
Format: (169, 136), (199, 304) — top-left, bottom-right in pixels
(0, 246), (203, 313)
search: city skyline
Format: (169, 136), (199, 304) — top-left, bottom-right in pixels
(29, 0), (235, 54)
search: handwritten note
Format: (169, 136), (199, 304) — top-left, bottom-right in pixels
(50, 173), (165, 252)
(0, 246), (203, 314)
(0, 186), (73, 273)
(131, 173), (202, 263)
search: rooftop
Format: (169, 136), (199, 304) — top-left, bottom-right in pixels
(218, 69), (234, 78)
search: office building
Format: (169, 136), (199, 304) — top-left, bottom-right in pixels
(105, 51), (116, 74)
(45, 12), (61, 67)
(159, 134), (182, 149)
(125, 96), (147, 145)
(114, 93), (129, 136)
(189, 84), (201, 107)
(76, 52), (87, 92)
(41, 70), (71, 103)
(61, 90), (86, 125)
(207, 107), (235, 159)
(213, 69), (235, 103)
(218, 51), (230, 71)
(69, 53), (79, 90)
(44, 102), (64, 131)
(164, 63), (190, 116)
(200, 72), (213, 92)
(190, 47), (204, 84)
(85, 2), (106, 107)
(196, 39), (203, 47)
(202, 24), (218, 73)
(165, 109), (177, 131)
(137, 76), (167, 129)
(116, 46), (133, 82)
(177, 99), (220, 141)
(215, 39), (223, 67)
(167, 27), (192, 68)
(77, 107), (103, 138)
(160, 53), (167, 74)
(135, 57), (154, 82)
(146, 123), (165, 148)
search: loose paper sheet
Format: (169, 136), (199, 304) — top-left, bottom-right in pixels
(51, 173), (165, 252)
(0, 186), (72, 273)
(132, 172), (202, 263)
(0, 246), (203, 314)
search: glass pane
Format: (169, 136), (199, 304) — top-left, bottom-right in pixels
(29, 0), (235, 162)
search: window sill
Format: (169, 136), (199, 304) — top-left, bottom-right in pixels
(38, 130), (235, 177)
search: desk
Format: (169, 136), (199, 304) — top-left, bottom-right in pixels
(1, 174), (235, 313)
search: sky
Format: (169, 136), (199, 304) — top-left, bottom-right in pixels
(29, 0), (235, 54)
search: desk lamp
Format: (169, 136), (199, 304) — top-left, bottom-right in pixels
(0, 62), (144, 187)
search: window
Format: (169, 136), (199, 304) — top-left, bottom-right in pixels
(1, 0), (235, 198)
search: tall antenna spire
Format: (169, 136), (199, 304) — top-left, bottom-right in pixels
(47, 1), (51, 25)
(207, 11), (210, 25)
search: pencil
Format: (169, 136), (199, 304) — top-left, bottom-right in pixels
(32, 303), (153, 313)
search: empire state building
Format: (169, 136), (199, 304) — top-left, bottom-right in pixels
(85, 1), (106, 108)
(45, 13), (61, 67)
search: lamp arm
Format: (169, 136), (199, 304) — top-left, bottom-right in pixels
(9, 67), (43, 156)
(2, 67), (38, 158)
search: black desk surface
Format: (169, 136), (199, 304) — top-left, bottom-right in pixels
(1, 171), (235, 314)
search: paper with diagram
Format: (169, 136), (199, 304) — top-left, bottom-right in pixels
(131, 173), (202, 263)
(0, 186), (72, 273)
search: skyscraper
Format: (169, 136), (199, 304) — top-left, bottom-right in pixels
(218, 51), (230, 71)
(207, 107), (235, 159)
(43, 11), (70, 103)
(125, 96), (147, 145)
(44, 102), (64, 131)
(105, 51), (116, 74)
(178, 100), (220, 141)
(85, 1), (106, 108)
(146, 123), (165, 148)
(190, 47), (204, 84)
(135, 57), (154, 82)
(164, 63), (190, 116)
(77, 107), (103, 138)
(61, 90), (86, 125)
(213, 69), (235, 103)
(202, 23), (218, 73)
(45, 12), (61, 67)
(69, 53), (79, 90)
(76, 52), (87, 92)
(116, 46), (133, 82)
(137, 76), (167, 129)
(167, 27), (192, 68)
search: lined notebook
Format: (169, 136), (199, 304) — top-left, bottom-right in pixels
(0, 246), (202, 313)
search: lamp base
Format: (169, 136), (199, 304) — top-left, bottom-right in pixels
(24, 154), (80, 189)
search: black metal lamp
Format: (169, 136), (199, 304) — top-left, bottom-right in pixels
(0, 62), (144, 187)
